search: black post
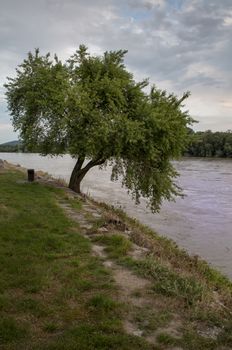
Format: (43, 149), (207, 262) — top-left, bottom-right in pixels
(27, 169), (35, 182)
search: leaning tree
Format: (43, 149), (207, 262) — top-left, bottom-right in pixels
(5, 45), (193, 212)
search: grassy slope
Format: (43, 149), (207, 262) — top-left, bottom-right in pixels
(90, 203), (232, 349)
(0, 169), (154, 350)
(0, 167), (232, 350)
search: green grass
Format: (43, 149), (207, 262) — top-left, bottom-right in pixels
(87, 294), (118, 312)
(1, 168), (232, 349)
(92, 233), (132, 259)
(0, 169), (155, 350)
(68, 197), (82, 210)
(98, 201), (232, 290)
(133, 257), (206, 306)
(156, 332), (178, 346)
(96, 201), (232, 300)
(92, 233), (206, 306)
(0, 317), (28, 344)
(133, 307), (172, 334)
(89, 206), (232, 348)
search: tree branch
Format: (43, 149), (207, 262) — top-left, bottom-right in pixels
(82, 158), (106, 172)
(75, 156), (85, 171)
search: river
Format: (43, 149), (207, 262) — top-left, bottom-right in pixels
(1, 153), (232, 279)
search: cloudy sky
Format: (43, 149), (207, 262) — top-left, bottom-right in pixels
(0, 0), (231, 143)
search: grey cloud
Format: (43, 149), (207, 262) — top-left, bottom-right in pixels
(0, 0), (231, 138)
(124, 0), (232, 91)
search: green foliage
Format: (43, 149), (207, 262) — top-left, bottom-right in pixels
(185, 129), (232, 157)
(5, 45), (193, 211)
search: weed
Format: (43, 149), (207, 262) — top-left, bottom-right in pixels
(180, 329), (217, 350)
(156, 332), (178, 346)
(68, 198), (82, 210)
(88, 294), (118, 312)
(43, 322), (59, 333)
(16, 298), (48, 317)
(93, 234), (132, 259)
(0, 317), (28, 344)
(134, 307), (172, 333)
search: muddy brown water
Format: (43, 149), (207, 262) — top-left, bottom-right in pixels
(1, 153), (231, 279)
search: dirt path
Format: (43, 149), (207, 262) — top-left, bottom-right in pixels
(56, 190), (183, 349)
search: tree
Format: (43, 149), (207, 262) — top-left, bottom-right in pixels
(185, 129), (232, 158)
(5, 45), (193, 212)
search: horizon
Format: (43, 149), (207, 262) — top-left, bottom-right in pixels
(1, 128), (232, 146)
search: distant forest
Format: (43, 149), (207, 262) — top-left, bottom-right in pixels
(185, 130), (232, 158)
(1, 130), (232, 158)
(0, 141), (23, 153)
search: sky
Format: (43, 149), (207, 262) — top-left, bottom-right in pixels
(0, 0), (231, 143)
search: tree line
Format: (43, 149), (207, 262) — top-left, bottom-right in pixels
(0, 144), (19, 152)
(0, 142), (24, 153)
(2, 130), (232, 159)
(2, 129), (232, 159)
(185, 130), (232, 158)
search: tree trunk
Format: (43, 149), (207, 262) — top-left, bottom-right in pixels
(69, 157), (105, 193)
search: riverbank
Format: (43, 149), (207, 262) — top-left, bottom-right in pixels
(0, 161), (232, 349)
(1, 153), (232, 279)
